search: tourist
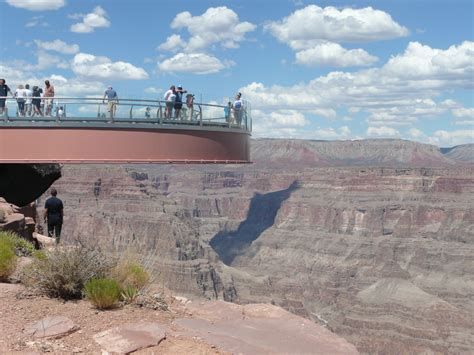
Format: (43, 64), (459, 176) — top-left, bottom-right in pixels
(174, 85), (187, 119)
(43, 188), (64, 244)
(24, 84), (33, 117)
(103, 86), (119, 120)
(163, 85), (176, 119)
(233, 92), (243, 125)
(0, 79), (13, 116)
(186, 93), (194, 120)
(14, 84), (27, 117)
(224, 101), (232, 121)
(32, 86), (43, 116)
(44, 80), (55, 116)
(145, 106), (151, 118)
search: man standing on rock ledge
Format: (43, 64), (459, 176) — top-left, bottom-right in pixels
(43, 188), (63, 244)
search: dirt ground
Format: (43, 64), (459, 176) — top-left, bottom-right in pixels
(0, 282), (222, 354)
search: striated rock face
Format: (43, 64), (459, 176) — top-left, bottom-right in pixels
(0, 164), (61, 206)
(442, 144), (474, 164)
(45, 139), (474, 353)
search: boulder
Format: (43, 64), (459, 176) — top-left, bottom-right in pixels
(24, 316), (78, 339)
(94, 322), (167, 354)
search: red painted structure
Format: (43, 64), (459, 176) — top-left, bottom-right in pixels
(0, 97), (251, 164)
(0, 125), (250, 163)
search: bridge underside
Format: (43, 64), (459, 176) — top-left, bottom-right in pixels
(0, 126), (250, 163)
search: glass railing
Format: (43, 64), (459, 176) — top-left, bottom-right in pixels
(0, 97), (252, 132)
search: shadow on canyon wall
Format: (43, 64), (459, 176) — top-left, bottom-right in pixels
(210, 180), (300, 265)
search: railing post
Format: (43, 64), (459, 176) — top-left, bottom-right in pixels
(199, 105), (203, 126)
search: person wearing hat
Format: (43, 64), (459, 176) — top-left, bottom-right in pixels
(174, 85), (187, 120)
(103, 85), (119, 121)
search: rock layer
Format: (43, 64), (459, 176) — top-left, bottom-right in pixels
(46, 139), (474, 353)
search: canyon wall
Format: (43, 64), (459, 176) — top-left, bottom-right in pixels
(43, 139), (474, 353)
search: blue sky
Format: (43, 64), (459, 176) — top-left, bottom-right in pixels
(0, 0), (473, 146)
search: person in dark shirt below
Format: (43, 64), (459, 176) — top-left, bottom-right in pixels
(43, 188), (64, 244)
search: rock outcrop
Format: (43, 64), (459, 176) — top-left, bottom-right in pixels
(0, 164), (61, 207)
(42, 139), (474, 353)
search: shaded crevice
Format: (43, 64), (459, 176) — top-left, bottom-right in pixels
(210, 180), (299, 265)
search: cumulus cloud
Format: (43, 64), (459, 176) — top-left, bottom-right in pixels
(35, 39), (79, 54)
(240, 41), (474, 130)
(144, 87), (163, 95)
(6, 0), (65, 11)
(384, 41), (473, 82)
(70, 6), (110, 33)
(157, 34), (186, 52)
(428, 129), (474, 146)
(251, 109), (311, 138)
(265, 5), (409, 45)
(367, 126), (400, 137)
(408, 128), (424, 139)
(295, 42), (378, 67)
(452, 107), (474, 118)
(71, 53), (148, 80)
(314, 126), (351, 139)
(157, 53), (234, 75)
(166, 6), (256, 52)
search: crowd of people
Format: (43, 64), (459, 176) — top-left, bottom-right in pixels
(0, 79), (56, 117)
(1, 78), (246, 124)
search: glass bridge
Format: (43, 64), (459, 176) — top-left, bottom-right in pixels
(0, 97), (251, 164)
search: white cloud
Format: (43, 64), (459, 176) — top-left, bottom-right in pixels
(166, 7), (256, 52)
(295, 42), (378, 67)
(408, 128), (424, 139)
(314, 126), (351, 139)
(367, 126), (400, 137)
(144, 87), (162, 95)
(452, 107), (474, 118)
(157, 53), (233, 75)
(6, 0), (65, 11)
(428, 129), (474, 146)
(251, 109), (311, 138)
(157, 34), (186, 52)
(265, 5), (408, 46)
(240, 41), (474, 131)
(384, 41), (473, 82)
(71, 53), (149, 80)
(70, 6), (110, 33)
(35, 39), (79, 54)
(25, 15), (49, 27)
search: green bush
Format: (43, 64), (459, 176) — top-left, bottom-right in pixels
(0, 238), (17, 281)
(22, 247), (115, 299)
(120, 284), (139, 304)
(85, 278), (121, 309)
(0, 231), (35, 256)
(111, 260), (150, 291)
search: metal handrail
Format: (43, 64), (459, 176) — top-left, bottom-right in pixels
(0, 96), (252, 132)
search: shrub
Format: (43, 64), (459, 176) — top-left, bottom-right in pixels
(120, 284), (139, 304)
(85, 278), (121, 309)
(111, 259), (150, 291)
(0, 238), (17, 281)
(0, 231), (35, 256)
(22, 247), (115, 299)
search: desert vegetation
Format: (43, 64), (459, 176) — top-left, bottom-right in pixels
(0, 232), (153, 310)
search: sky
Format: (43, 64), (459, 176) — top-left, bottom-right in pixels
(0, 0), (473, 147)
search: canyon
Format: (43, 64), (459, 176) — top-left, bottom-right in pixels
(38, 139), (473, 353)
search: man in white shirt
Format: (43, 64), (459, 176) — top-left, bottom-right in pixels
(24, 84), (33, 116)
(233, 92), (243, 125)
(14, 84), (27, 117)
(163, 85), (176, 119)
